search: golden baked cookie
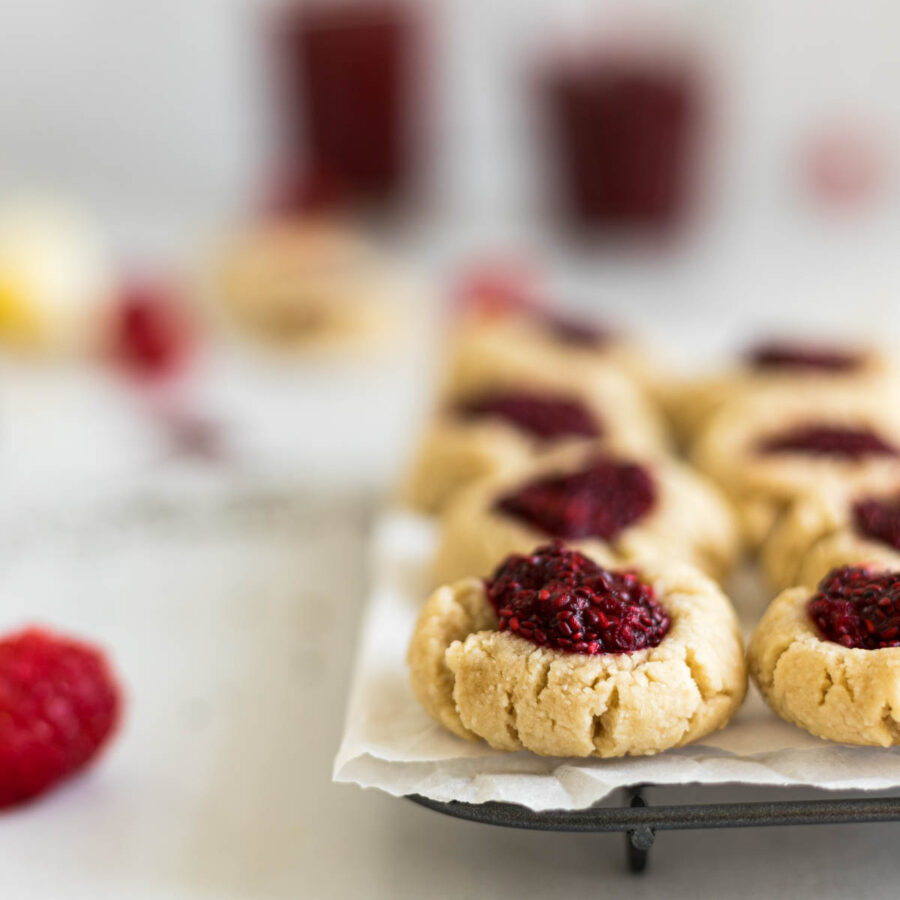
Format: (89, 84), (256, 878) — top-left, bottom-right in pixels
(216, 218), (399, 353)
(691, 386), (900, 548)
(449, 309), (662, 400)
(408, 544), (747, 757)
(763, 485), (900, 590)
(668, 338), (895, 445)
(748, 565), (900, 746)
(401, 335), (669, 514)
(432, 444), (739, 585)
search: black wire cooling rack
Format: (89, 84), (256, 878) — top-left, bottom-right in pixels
(408, 786), (900, 873)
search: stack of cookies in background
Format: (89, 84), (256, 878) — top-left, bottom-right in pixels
(399, 276), (900, 756)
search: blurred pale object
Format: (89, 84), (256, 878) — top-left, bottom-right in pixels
(801, 122), (889, 209)
(215, 217), (402, 354)
(0, 198), (114, 355)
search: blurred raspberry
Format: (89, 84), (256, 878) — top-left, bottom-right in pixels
(803, 124), (886, 208)
(0, 628), (122, 809)
(114, 280), (193, 379)
(453, 257), (544, 320)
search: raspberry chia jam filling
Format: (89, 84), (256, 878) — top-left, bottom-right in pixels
(494, 457), (656, 541)
(808, 566), (900, 649)
(756, 424), (899, 460)
(746, 341), (863, 373)
(540, 311), (612, 348)
(853, 495), (900, 552)
(485, 543), (670, 655)
(455, 390), (601, 441)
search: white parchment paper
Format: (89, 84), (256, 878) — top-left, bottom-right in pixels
(334, 513), (900, 811)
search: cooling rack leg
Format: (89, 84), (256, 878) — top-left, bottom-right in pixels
(625, 787), (654, 874)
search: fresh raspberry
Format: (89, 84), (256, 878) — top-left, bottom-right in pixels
(746, 340), (862, 372)
(0, 628), (122, 809)
(756, 424), (899, 459)
(455, 390), (602, 441)
(114, 280), (193, 379)
(485, 543), (669, 655)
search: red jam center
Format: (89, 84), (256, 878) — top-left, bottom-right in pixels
(456, 391), (601, 441)
(808, 566), (900, 649)
(494, 457), (656, 541)
(540, 311), (612, 348)
(757, 424), (899, 459)
(747, 341), (862, 372)
(485, 543), (670, 655)
(853, 495), (900, 552)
